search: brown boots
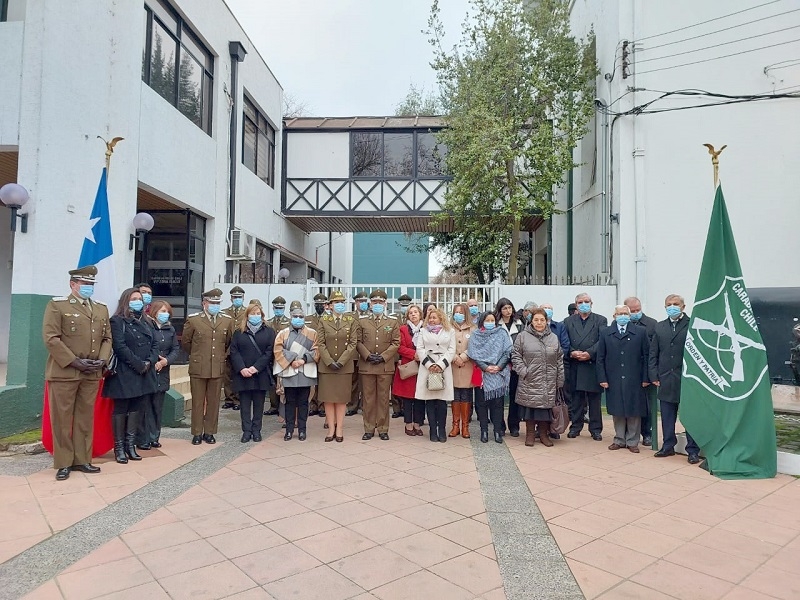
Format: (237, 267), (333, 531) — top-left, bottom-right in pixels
(449, 403), (471, 438)
(525, 420), (554, 447)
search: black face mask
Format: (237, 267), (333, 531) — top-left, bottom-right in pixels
(315, 304), (325, 315)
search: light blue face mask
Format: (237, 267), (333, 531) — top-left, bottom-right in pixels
(78, 285), (94, 299)
(372, 304), (385, 315)
(578, 302), (591, 314)
(666, 305), (682, 318)
(629, 311), (642, 321)
(544, 308), (554, 320)
(359, 301), (369, 311)
(484, 322), (496, 330)
(291, 317), (305, 328)
(273, 308), (285, 317)
(469, 306), (479, 316)
(232, 298), (244, 308)
(453, 313), (465, 324)
(129, 300), (144, 312)
(157, 312), (170, 324)
(248, 315), (262, 326)
(142, 293), (152, 305)
(333, 302), (346, 314)
(616, 314), (631, 327)
(207, 304), (221, 316)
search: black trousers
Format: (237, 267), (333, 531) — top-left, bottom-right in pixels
(568, 390), (603, 435)
(112, 396), (143, 415)
(660, 400), (699, 454)
(138, 391), (164, 444)
(506, 371), (520, 433)
(475, 388), (504, 434)
(641, 385), (656, 439)
(284, 387), (310, 433)
(401, 397), (425, 425)
(425, 400), (447, 434)
(240, 389), (267, 434)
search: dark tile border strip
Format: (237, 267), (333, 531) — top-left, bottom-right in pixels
(471, 437), (584, 600)
(0, 421), (279, 600)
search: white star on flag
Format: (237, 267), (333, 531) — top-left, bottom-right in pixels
(84, 217), (101, 244)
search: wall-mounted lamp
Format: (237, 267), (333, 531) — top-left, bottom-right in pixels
(610, 213), (620, 224)
(129, 212), (155, 250)
(0, 183), (30, 233)
(278, 267), (291, 283)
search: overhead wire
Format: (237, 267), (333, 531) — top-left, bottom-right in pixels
(637, 0), (784, 41)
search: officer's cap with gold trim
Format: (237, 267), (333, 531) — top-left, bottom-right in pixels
(313, 293), (327, 303)
(272, 296), (286, 307)
(369, 289), (388, 300)
(202, 288), (223, 303)
(249, 299), (262, 307)
(289, 300), (304, 315)
(230, 286), (245, 297)
(328, 290), (346, 303)
(398, 294), (412, 304)
(354, 290), (368, 300)
(69, 265), (97, 282)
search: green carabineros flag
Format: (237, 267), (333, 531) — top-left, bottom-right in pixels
(680, 185), (777, 479)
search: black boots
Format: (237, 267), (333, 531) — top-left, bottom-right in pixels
(113, 414), (127, 464)
(125, 412), (142, 461)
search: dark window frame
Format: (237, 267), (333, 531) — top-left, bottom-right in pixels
(242, 94), (277, 188)
(142, 0), (214, 135)
(349, 129), (448, 180)
(1, 0), (8, 21)
(239, 242), (274, 284)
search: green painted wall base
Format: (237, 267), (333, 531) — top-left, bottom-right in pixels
(0, 294), (51, 437)
(163, 388), (185, 427)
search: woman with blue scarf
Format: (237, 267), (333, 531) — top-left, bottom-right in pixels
(468, 311), (513, 443)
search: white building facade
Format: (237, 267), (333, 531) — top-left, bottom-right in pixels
(549, 0), (800, 310)
(0, 0), (350, 434)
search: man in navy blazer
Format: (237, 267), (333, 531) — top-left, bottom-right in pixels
(597, 305), (650, 452)
(625, 296), (658, 446)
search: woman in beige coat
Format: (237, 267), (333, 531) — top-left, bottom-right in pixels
(415, 308), (457, 442)
(511, 308), (564, 447)
(450, 303), (476, 438)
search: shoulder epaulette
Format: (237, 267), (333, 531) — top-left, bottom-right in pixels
(321, 314), (333, 321)
(93, 300), (106, 306)
(219, 313), (232, 318)
(359, 314), (370, 319)
(51, 296), (69, 301)
(188, 312), (202, 317)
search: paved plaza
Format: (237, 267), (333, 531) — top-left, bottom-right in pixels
(0, 410), (798, 600)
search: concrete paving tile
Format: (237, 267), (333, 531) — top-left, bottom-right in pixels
(347, 463), (398, 480)
(429, 551), (503, 596)
(95, 580), (171, 599)
(20, 580), (63, 600)
(216, 486), (283, 508)
(479, 587), (508, 600)
(121, 521), (200, 554)
(267, 453), (316, 468)
(206, 524), (287, 559)
(631, 559), (734, 600)
(122, 507), (179, 533)
(659, 492), (750, 527)
(166, 495), (234, 520)
(632, 511), (710, 542)
(739, 502), (800, 531)
(330, 545), (421, 590)
(535, 486), (604, 509)
(393, 503), (463, 530)
(63, 537), (132, 574)
(267, 511), (339, 541)
(532, 497), (573, 520)
(763, 545), (800, 575)
(567, 538), (657, 578)
(263, 476), (324, 497)
(476, 543), (497, 560)
(201, 474), (262, 496)
(595, 580), (678, 600)
(385, 530), (469, 567)
(290, 487), (354, 511)
(522, 468), (579, 487)
(438, 472), (481, 493)
(566, 558), (623, 600)
(436, 458), (479, 474)
(405, 463), (463, 481)
(376, 470), (427, 490)
(720, 587), (784, 600)
(57, 556), (153, 600)
(601, 524), (685, 558)
(433, 491), (487, 517)
(219, 588), (276, 600)
(471, 512), (489, 524)
(360, 490), (426, 512)
(348, 513), (424, 544)
(549, 509), (628, 538)
(158, 561), (257, 599)
(589, 470), (650, 489)
(234, 542), (321, 585)
(692, 527), (781, 562)
(264, 564), (364, 600)
(240, 496), (309, 523)
(316, 499), (386, 526)
(331, 479), (393, 500)
(371, 569), (474, 600)
(716, 515), (800, 547)
(580, 497), (653, 524)
(139, 538), (226, 579)
(0, 532), (50, 564)
(293, 526), (376, 563)
(184, 508), (259, 538)
(664, 542), (763, 584)
(401, 481), (463, 503)
(38, 488), (108, 532)
(308, 470), (365, 488)
(94, 482), (147, 504)
(376, 456), (429, 472)
(431, 517), (493, 550)
(548, 524), (594, 554)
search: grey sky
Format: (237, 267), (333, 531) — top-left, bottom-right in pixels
(224, 0), (468, 117)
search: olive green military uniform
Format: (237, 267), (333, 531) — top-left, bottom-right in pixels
(306, 293), (328, 415)
(317, 307), (360, 403)
(387, 294), (413, 418)
(182, 289), (234, 437)
(346, 291), (369, 414)
(265, 297), (290, 413)
(42, 266), (112, 471)
(222, 286), (247, 409)
(357, 290), (400, 436)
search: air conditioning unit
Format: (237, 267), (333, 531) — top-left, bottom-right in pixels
(227, 229), (256, 261)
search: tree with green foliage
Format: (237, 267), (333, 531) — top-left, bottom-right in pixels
(427, 0), (597, 279)
(395, 83), (441, 116)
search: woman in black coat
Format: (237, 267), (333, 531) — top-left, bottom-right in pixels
(104, 288), (159, 463)
(137, 300), (180, 450)
(230, 303), (276, 442)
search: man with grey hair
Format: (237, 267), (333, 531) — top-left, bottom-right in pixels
(564, 292), (608, 440)
(624, 296), (658, 446)
(521, 301), (538, 325)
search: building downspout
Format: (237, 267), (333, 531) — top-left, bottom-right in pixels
(631, 5), (646, 304)
(226, 41), (247, 283)
(566, 158), (574, 281)
(328, 231), (333, 283)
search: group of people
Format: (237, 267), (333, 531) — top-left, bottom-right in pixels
(43, 263), (700, 482)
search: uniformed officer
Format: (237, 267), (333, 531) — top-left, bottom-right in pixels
(306, 292), (328, 417)
(182, 288), (234, 444)
(388, 294), (413, 418)
(346, 290), (369, 416)
(42, 265), (112, 481)
(222, 286), (247, 410)
(264, 296), (290, 416)
(357, 289), (400, 440)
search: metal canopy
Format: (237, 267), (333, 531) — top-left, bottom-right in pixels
(284, 214), (544, 233)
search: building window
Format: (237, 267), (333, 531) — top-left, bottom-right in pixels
(308, 266), (324, 282)
(351, 130), (447, 178)
(242, 96), (276, 187)
(142, 0), (214, 134)
(1, 0), (8, 21)
(239, 242), (274, 284)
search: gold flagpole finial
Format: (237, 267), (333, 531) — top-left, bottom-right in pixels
(702, 143), (727, 187)
(97, 136), (124, 172)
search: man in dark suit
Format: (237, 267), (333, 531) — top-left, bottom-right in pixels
(564, 292), (608, 440)
(648, 294), (700, 463)
(625, 296), (657, 446)
(597, 305), (650, 453)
